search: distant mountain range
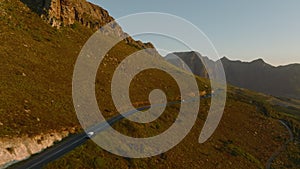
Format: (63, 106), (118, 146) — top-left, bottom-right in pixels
(165, 51), (300, 99)
(1, 1), (299, 168)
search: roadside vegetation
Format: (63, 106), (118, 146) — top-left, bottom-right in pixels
(1, 1), (299, 168)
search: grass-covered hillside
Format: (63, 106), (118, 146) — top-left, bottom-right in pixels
(1, 0), (299, 168)
(0, 0), (208, 138)
(0, 0), (95, 137)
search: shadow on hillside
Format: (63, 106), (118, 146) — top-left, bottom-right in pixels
(20, 0), (51, 15)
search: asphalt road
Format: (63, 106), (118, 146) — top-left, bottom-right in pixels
(10, 132), (88, 169)
(266, 120), (294, 169)
(11, 91), (291, 169)
(9, 97), (199, 169)
(10, 104), (152, 169)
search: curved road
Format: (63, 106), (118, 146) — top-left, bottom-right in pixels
(9, 96), (203, 169)
(9, 104), (153, 169)
(10, 93), (294, 169)
(266, 120), (294, 169)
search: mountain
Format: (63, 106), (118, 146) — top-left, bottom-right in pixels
(0, 1), (299, 169)
(166, 51), (210, 78)
(21, 0), (115, 29)
(166, 51), (300, 99)
(20, 0), (155, 49)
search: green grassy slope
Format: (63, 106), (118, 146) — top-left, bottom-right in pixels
(45, 86), (300, 169)
(0, 0), (96, 137)
(0, 1), (299, 169)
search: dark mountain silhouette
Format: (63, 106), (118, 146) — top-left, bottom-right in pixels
(166, 51), (300, 99)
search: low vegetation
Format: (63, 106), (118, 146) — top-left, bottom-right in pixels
(0, 1), (299, 168)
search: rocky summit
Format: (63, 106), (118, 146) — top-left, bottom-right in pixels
(20, 0), (155, 49)
(1, 1), (299, 168)
(21, 0), (114, 30)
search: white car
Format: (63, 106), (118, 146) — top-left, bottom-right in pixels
(87, 132), (94, 138)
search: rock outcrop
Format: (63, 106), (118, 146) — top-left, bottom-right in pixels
(165, 51), (210, 78)
(21, 0), (114, 30)
(0, 130), (71, 168)
(20, 0), (155, 49)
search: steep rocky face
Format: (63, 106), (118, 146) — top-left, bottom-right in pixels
(165, 51), (210, 78)
(21, 0), (114, 30)
(0, 129), (74, 168)
(20, 0), (155, 49)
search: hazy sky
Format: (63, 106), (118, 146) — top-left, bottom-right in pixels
(89, 0), (300, 66)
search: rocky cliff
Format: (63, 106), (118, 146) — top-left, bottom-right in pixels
(0, 129), (74, 168)
(165, 51), (210, 78)
(20, 0), (154, 49)
(21, 0), (115, 30)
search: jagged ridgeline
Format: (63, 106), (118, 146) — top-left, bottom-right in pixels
(166, 51), (300, 99)
(0, 0), (206, 167)
(0, 1), (299, 169)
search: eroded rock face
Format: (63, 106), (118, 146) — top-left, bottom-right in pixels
(20, 0), (155, 49)
(0, 130), (70, 168)
(21, 0), (114, 30)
